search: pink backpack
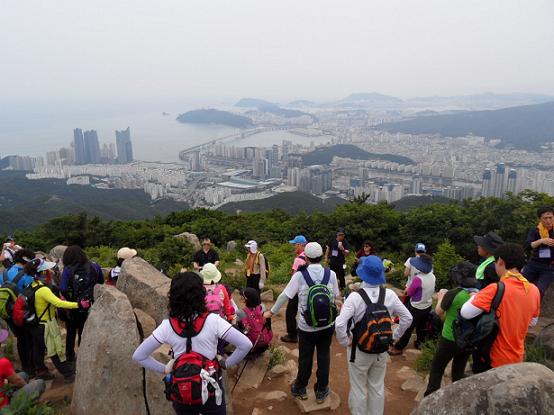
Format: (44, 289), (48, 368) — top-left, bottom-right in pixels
(205, 284), (224, 316)
(243, 305), (273, 351)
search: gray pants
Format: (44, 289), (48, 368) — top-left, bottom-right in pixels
(12, 372), (46, 400)
(347, 351), (387, 415)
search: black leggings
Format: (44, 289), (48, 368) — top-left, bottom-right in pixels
(285, 295), (298, 338)
(66, 311), (88, 362)
(424, 337), (469, 396)
(29, 324), (74, 377)
(7, 321), (34, 374)
(394, 304), (431, 350)
(246, 274), (260, 294)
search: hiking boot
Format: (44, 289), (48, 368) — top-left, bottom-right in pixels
(291, 383), (308, 400)
(36, 370), (55, 381)
(280, 334), (298, 343)
(315, 387), (330, 404)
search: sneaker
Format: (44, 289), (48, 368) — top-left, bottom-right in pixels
(36, 371), (55, 381)
(291, 383), (308, 400)
(280, 334), (298, 343)
(315, 387), (330, 404)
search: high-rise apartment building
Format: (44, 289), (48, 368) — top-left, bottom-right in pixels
(481, 168), (492, 197)
(507, 169), (518, 194)
(83, 130), (101, 164)
(493, 163), (506, 197)
(73, 128), (86, 165)
(116, 127), (134, 164)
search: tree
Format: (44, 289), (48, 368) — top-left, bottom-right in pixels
(433, 240), (464, 289)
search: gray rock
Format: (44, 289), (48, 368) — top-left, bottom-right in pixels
(72, 285), (146, 415)
(259, 390), (287, 401)
(411, 362), (554, 415)
(260, 289), (274, 302)
(295, 390), (341, 413)
(48, 245), (67, 264)
(535, 323), (554, 369)
(117, 257), (171, 325)
(145, 370), (173, 415)
(233, 352), (270, 391)
(175, 231), (201, 251)
(401, 375), (426, 392)
(134, 308), (157, 338)
(227, 240), (237, 251)
(543, 284), (554, 319)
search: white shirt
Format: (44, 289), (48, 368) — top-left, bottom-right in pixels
(335, 283), (413, 348)
(151, 314), (232, 360)
(283, 264), (341, 332)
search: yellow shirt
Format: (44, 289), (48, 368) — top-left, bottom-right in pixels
(31, 281), (78, 323)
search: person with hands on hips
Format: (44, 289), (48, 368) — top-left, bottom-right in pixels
(243, 240), (267, 293)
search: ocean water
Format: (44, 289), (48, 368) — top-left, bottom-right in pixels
(1, 109), (330, 162)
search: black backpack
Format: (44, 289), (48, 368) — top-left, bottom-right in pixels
(350, 287), (393, 362)
(453, 281), (505, 370)
(66, 262), (97, 303)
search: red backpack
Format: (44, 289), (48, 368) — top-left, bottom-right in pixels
(242, 306), (273, 352)
(12, 282), (49, 327)
(164, 314), (221, 406)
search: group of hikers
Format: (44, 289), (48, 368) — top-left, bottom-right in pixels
(0, 241), (137, 408)
(1, 206), (552, 414)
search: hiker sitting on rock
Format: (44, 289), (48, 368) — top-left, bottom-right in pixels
(107, 247), (137, 286)
(237, 288), (272, 355)
(133, 272), (252, 415)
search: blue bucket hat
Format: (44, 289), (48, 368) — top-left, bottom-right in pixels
(409, 256), (433, 274)
(289, 235), (308, 244)
(356, 255), (386, 286)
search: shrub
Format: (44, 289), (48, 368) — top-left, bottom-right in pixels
(525, 343), (547, 365)
(433, 240), (464, 289)
(414, 339), (438, 373)
(0, 392), (54, 415)
(268, 345), (287, 369)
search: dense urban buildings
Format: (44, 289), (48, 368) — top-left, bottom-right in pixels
(116, 127), (134, 164)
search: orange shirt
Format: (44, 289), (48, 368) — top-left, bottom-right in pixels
(472, 275), (541, 367)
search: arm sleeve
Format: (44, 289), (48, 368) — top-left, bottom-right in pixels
(406, 276), (422, 297)
(460, 296), (485, 319)
(221, 287), (234, 320)
(94, 263), (105, 284)
(259, 254), (267, 283)
(39, 287), (78, 310)
(389, 293), (413, 341)
(220, 326), (252, 367)
(334, 294), (355, 347)
(525, 228), (537, 250)
(60, 268), (70, 294)
(470, 284), (497, 313)
(332, 274), (341, 299)
(271, 290), (291, 315)
(132, 335), (165, 374)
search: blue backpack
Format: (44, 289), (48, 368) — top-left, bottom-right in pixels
(300, 268), (337, 328)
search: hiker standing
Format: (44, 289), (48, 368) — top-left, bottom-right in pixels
(352, 241), (376, 276)
(200, 263), (236, 323)
(0, 236), (22, 270)
(1, 249), (36, 376)
(243, 241), (266, 293)
(60, 246), (104, 363)
(522, 206), (554, 300)
(193, 238), (220, 272)
(390, 253), (435, 354)
(281, 235), (308, 344)
(424, 261), (479, 396)
(133, 272), (252, 415)
(461, 243), (541, 372)
(25, 258), (87, 381)
(474, 232), (504, 288)
(107, 247), (137, 286)
(265, 242), (340, 404)
(335, 255), (412, 415)
(325, 228), (350, 290)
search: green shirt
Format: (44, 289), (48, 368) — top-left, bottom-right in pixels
(441, 288), (470, 341)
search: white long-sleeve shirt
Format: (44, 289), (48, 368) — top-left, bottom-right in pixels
(335, 283), (413, 348)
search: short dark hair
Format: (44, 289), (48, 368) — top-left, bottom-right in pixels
(62, 245), (88, 266)
(307, 255), (323, 263)
(494, 243), (526, 271)
(13, 249), (35, 264)
(537, 206), (554, 218)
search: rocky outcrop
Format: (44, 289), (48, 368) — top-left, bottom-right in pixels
(117, 257), (171, 325)
(227, 240), (237, 251)
(175, 231), (201, 251)
(48, 245), (67, 264)
(535, 323), (554, 370)
(72, 285), (146, 415)
(411, 363), (554, 415)
(543, 284), (554, 319)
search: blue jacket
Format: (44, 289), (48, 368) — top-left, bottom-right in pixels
(3, 265), (35, 292)
(60, 261), (104, 295)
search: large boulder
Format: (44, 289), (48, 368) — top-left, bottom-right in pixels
(535, 323), (554, 370)
(175, 231), (201, 251)
(48, 245), (67, 264)
(227, 240), (237, 251)
(542, 284), (554, 319)
(117, 257), (171, 325)
(411, 362), (554, 415)
(72, 285), (146, 415)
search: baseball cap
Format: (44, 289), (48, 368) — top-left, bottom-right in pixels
(415, 243), (426, 253)
(35, 258), (56, 272)
(289, 235), (308, 244)
(336, 228), (345, 235)
(304, 242), (323, 259)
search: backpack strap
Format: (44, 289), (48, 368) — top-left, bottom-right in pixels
(321, 268), (331, 286)
(357, 288), (373, 307)
(377, 286), (386, 305)
(300, 268), (314, 287)
(491, 281), (505, 311)
(12, 270), (26, 287)
(1, 269), (7, 285)
(170, 313), (209, 353)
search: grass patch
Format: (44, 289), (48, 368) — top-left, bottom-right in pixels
(525, 343), (547, 365)
(0, 391), (55, 414)
(268, 345), (287, 370)
(414, 340), (438, 373)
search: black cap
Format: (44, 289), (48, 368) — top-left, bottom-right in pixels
(473, 231), (504, 254)
(336, 227), (345, 235)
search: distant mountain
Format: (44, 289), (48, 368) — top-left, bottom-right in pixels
(342, 92), (403, 104)
(235, 98), (278, 108)
(218, 191), (345, 214)
(176, 109), (253, 128)
(0, 171), (189, 233)
(406, 93), (554, 110)
(300, 144), (415, 166)
(376, 101), (554, 150)
(261, 106), (317, 121)
(287, 100), (317, 108)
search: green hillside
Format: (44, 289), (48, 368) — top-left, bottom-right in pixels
(218, 192), (345, 214)
(300, 144), (415, 166)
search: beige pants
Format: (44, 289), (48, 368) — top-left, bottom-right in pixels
(347, 350), (387, 415)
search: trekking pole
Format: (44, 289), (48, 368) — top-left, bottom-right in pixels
(231, 319), (270, 394)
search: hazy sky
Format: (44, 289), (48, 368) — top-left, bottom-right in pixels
(2, 0), (554, 105)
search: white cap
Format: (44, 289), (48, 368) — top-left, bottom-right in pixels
(304, 242), (323, 259)
(36, 258), (56, 272)
(245, 240), (258, 254)
(118, 247), (138, 260)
